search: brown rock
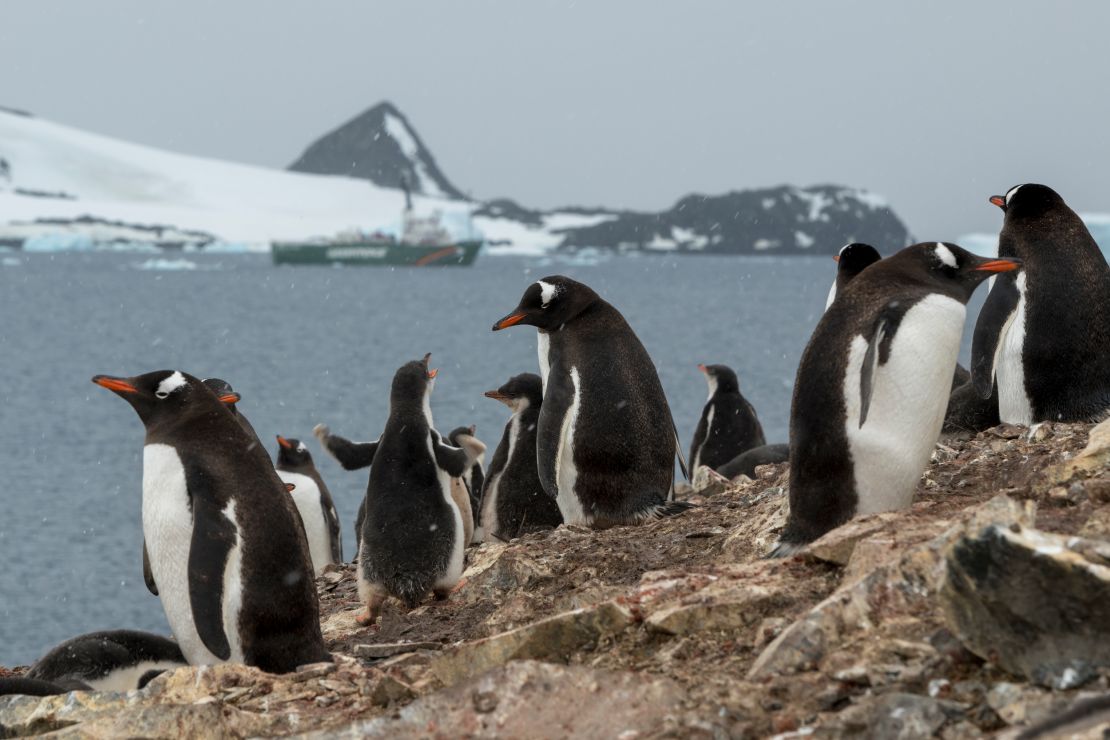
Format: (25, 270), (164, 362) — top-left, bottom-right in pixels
(429, 601), (634, 687)
(302, 660), (684, 739)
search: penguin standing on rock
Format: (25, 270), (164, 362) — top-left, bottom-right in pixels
(355, 355), (475, 627)
(275, 436), (343, 575)
(689, 364), (766, 473)
(972, 184), (1110, 424)
(825, 243), (882, 309)
(26, 629), (186, 692)
(93, 370), (330, 672)
(493, 276), (692, 528)
(775, 244), (1021, 555)
(480, 373), (563, 541)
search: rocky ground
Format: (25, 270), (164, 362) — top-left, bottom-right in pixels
(5, 420), (1110, 738)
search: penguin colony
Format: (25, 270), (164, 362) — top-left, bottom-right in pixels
(6, 182), (1108, 696)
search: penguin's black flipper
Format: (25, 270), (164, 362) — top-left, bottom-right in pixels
(322, 499), (343, 564)
(859, 302), (905, 428)
(313, 424), (378, 470)
(431, 431), (471, 477)
(142, 539), (158, 596)
(672, 419), (690, 482)
(187, 470), (236, 661)
(970, 275), (1020, 399)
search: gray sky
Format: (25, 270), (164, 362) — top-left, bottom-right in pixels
(3, 1), (1109, 238)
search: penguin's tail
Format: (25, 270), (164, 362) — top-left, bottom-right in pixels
(649, 500), (696, 521)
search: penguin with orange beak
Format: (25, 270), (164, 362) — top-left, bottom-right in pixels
(274, 435), (342, 575)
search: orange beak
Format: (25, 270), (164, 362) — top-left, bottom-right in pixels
(832, 255), (840, 263)
(697, 363), (708, 374)
(974, 258), (1022, 273)
(218, 392), (240, 405)
(484, 390), (508, 401)
(428, 368), (438, 379)
(92, 375), (137, 394)
(989, 195), (1006, 208)
(277, 435), (293, 449)
(492, 312), (526, 331)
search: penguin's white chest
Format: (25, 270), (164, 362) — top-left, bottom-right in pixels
(537, 331), (551, 394)
(277, 471), (332, 576)
(555, 367), (587, 526)
(842, 295), (965, 516)
(142, 444), (243, 666)
(995, 273), (1034, 425)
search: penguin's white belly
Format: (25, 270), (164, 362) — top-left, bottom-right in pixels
(996, 275), (1034, 425)
(843, 295), (965, 516)
(278, 471), (332, 576)
(555, 367), (587, 526)
(537, 331), (551, 394)
(825, 280), (838, 311)
(142, 444), (242, 666)
(693, 404), (715, 472)
(84, 660), (186, 692)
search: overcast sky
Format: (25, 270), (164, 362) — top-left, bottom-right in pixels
(2, 1), (1109, 237)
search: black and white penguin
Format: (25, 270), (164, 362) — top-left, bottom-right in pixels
(93, 370), (330, 672)
(775, 244), (1021, 554)
(479, 373), (563, 541)
(971, 184), (1110, 424)
(275, 436), (343, 575)
(689, 364), (766, 473)
(825, 242), (882, 309)
(493, 276), (691, 528)
(140, 377), (257, 598)
(355, 355), (474, 626)
(446, 425), (486, 543)
(717, 443), (791, 481)
(26, 630), (186, 692)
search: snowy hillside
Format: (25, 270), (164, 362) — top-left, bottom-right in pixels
(0, 104), (912, 256)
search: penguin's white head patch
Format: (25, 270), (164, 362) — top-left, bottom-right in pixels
(933, 243), (957, 268)
(296, 441), (307, 453)
(155, 371), (187, 399)
(537, 280), (559, 308)
(1005, 184), (1023, 205)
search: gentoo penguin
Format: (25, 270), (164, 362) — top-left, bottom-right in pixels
(943, 379), (1000, 434)
(93, 370), (330, 672)
(774, 244), (1021, 555)
(825, 242), (882, 309)
(717, 443), (791, 481)
(480, 373), (563, 541)
(26, 630), (186, 692)
(823, 249), (974, 392)
(689, 364), (766, 473)
(141, 376), (253, 597)
(493, 276), (692, 528)
(447, 427), (485, 529)
(355, 355), (475, 626)
(971, 184), (1110, 424)
(313, 423), (378, 560)
(274, 436), (343, 575)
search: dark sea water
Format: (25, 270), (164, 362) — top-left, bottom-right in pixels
(0, 251), (979, 665)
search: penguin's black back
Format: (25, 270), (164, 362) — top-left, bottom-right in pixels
(997, 186), (1110, 421)
(26, 630), (184, 685)
(360, 365), (459, 607)
(543, 297), (679, 525)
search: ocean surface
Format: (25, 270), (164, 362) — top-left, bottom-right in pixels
(0, 251), (981, 665)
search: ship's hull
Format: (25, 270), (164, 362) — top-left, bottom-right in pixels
(272, 240), (481, 266)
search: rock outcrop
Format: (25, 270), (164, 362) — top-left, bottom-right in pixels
(4, 421), (1110, 737)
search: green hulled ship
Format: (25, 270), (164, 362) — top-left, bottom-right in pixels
(272, 182), (481, 267)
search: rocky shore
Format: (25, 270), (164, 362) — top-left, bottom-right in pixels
(5, 420), (1110, 738)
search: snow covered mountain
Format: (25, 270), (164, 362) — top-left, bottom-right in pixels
(288, 101), (465, 200)
(0, 103), (914, 256)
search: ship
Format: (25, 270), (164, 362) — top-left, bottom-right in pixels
(272, 179), (481, 267)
